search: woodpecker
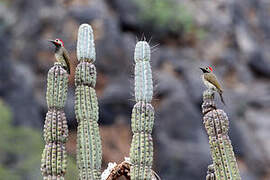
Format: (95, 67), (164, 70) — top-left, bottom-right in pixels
(49, 39), (70, 74)
(200, 66), (225, 105)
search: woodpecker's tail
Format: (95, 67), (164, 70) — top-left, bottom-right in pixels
(63, 66), (70, 74)
(219, 92), (226, 105)
(66, 66), (70, 74)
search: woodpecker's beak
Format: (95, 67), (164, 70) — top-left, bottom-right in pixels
(200, 67), (208, 73)
(48, 39), (58, 46)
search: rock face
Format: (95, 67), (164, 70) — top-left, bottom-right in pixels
(1, 0), (270, 179)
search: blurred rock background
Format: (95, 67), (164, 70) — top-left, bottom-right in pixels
(0, 0), (270, 179)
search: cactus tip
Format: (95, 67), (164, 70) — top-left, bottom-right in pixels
(77, 23), (96, 62)
(78, 23), (93, 32)
(134, 41), (151, 62)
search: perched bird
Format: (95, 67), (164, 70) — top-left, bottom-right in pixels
(49, 38), (70, 74)
(200, 66), (225, 105)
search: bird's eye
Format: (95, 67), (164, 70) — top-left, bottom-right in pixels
(56, 39), (59, 42)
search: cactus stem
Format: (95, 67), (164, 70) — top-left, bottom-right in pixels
(41, 63), (69, 180)
(202, 90), (241, 180)
(130, 41), (154, 180)
(75, 23), (102, 179)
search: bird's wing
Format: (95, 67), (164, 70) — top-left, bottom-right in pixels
(63, 48), (71, 74)
(204, 73), (223, 92)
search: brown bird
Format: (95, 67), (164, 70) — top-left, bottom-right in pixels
(200, 66), (225, 105)
(49, 38), (70, 74)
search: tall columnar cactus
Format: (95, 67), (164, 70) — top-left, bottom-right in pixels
(130, 41), (154, 180)
(41, 62), (69, 180)
(75, 24), (102, 179)
(202, 90), (241, 180)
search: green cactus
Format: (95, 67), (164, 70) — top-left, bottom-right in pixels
(41, 62), (69, 180)
(130, 41), (154, 180)
(75, 23), (102, 180)
(202, 90), (241, 180)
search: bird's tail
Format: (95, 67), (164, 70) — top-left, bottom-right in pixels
(64, 66), (70, 74)
(219, 92), (226, 105)
(67, 66), (70, 74)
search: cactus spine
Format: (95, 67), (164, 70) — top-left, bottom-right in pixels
(41, 62), (69, 180)
(75, 24), (102, 179)
(130, 41), (154, 180)
(202, 90), (241, 180)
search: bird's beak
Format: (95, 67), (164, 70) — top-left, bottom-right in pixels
(200, 67), (208, 73)
(48, 39), (57, 46)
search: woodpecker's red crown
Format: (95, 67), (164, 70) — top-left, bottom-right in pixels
(208, 66), (213, 72)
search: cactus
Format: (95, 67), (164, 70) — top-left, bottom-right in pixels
(202, 89), (241, 180)
(130, 41), (154, 180)
(75, 24), (102, 179)
(41, 62), (69, 180)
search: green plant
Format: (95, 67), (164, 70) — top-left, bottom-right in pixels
(0, 98), (77, 180)
(202, 90), (241, 180)
(75, 24), (102, 179)
(66, 156), (79, 180)
(129, 41), (154, 180)
(0, 99), (40, 180)
(41, 63), (69, 180)
(135, 0), (198, 35)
